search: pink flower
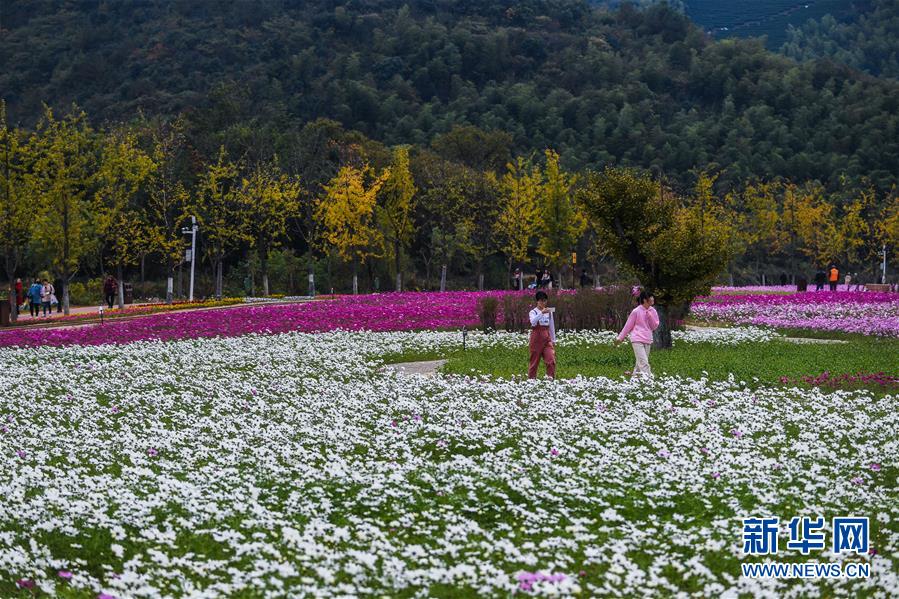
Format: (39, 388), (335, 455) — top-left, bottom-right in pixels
(1, 425), (8, 433)
(390, 420), (397, 428)
(517, 571), (567, 591)
(870, 463), (882, 472)
(16, 579), (35, 589)
(15, 450), (25, 459)
(110, 406), (120, 414)
(147, 447), (158, 457)
(772, 462), (783, 470)
(711, 472), (721, 479)
(851, 476), (864, 486)
(413, 414), (422, 422)
(250, 388), (257, 396)
(730, 428), (744, 439)
(868, 547), (877, 556)
(658, 449), (671, 458)
(98, 594), (118, 599)
(58, 570), (73, 580)
(699, 447), (710, 455)
(550, 447), (559, 457)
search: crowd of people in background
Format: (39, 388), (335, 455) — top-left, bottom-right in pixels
(13, 277), (60, 318)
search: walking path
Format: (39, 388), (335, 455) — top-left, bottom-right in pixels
(383, 360), (446, 377)
(6, 298), (316, 331)
(13, 303), (155, 322)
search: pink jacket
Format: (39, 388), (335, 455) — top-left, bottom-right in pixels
(617, 306), (660, 344)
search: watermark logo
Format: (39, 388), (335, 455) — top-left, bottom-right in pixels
(741, 516), (870, 579)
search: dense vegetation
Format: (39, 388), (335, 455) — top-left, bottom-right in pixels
(3, 0), (899, 191)
(783, 0), (899, 78)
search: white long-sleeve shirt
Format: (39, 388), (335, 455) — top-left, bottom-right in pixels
(529, 307), (556, 342)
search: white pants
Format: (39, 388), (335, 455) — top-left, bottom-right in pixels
(631, 342), (652, 379)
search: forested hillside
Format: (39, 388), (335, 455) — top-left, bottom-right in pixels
(783, 0), (899, 78)
(2, 0), (898, 190)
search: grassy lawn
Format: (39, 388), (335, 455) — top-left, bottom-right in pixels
(386, 336), (899, 392)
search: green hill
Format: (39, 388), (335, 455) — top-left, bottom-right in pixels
(2, 0), (898, 189)
(783, 0), (899, 78)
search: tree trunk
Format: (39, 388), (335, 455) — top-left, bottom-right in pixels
(177, 263), (183, 299)
(394, 239), (402, 292)
(62, 271), (70, 316)
(216, 259), (223, 299)
(117, 264), (125, 310)
(261, 251), (269, 296)
(307, 251), (315, 297)
(653, 303), (673, 349)
(352, 258), (359, 295)
(7, 282), (16, 323)
(140, 253), (146, 284)
(440, 264), (447, 292)
(166, 275), (174, 304)
(478, 273), (484, 291)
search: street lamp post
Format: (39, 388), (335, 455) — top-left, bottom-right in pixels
(181, 216), (198, 302)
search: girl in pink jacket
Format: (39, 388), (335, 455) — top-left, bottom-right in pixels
(616, 290), (660, 379)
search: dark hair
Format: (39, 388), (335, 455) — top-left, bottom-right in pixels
(535, 291), (548, 301)
(636, 290), (653, 305)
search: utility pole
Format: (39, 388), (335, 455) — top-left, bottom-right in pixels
(182, 216), (198, 301)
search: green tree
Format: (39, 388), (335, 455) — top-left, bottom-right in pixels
(378, 146), (416, 292)
(578, 167), (734, 348)
(95, 127), (156, 308)
(144, 119), (191, 303)
(28, 106), (98, 314)
(0, 101), (32, 321)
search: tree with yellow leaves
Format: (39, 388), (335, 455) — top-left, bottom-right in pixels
(316, 163), (389, 294)
(792, 182), (840, 266)
(378, 146), (416, 292)
(724, 182), (780, 283)
(537, 149), (585, 286)
(836, 189), (873, 275)
(876, 194), (899, 283)
(194, 147), (249, 299)
(95, 127), (156, 308)
(241, 162), (301, 296)
(493, 156), (541, 289)
(28, 106), (98, 314)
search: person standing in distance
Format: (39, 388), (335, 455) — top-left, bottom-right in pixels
(528, 291), (556, 379)
(615, 290), (660, 379)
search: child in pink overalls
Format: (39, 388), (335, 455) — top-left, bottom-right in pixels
(528, 291), (556, 379)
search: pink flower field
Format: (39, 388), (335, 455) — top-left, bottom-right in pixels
(0, 292), (511, 348)
(692, 290), (899, 337)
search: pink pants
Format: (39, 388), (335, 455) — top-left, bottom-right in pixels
(529, 326), (556, 379)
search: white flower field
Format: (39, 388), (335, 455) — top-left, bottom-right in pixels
(1, 329), (896, 597)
